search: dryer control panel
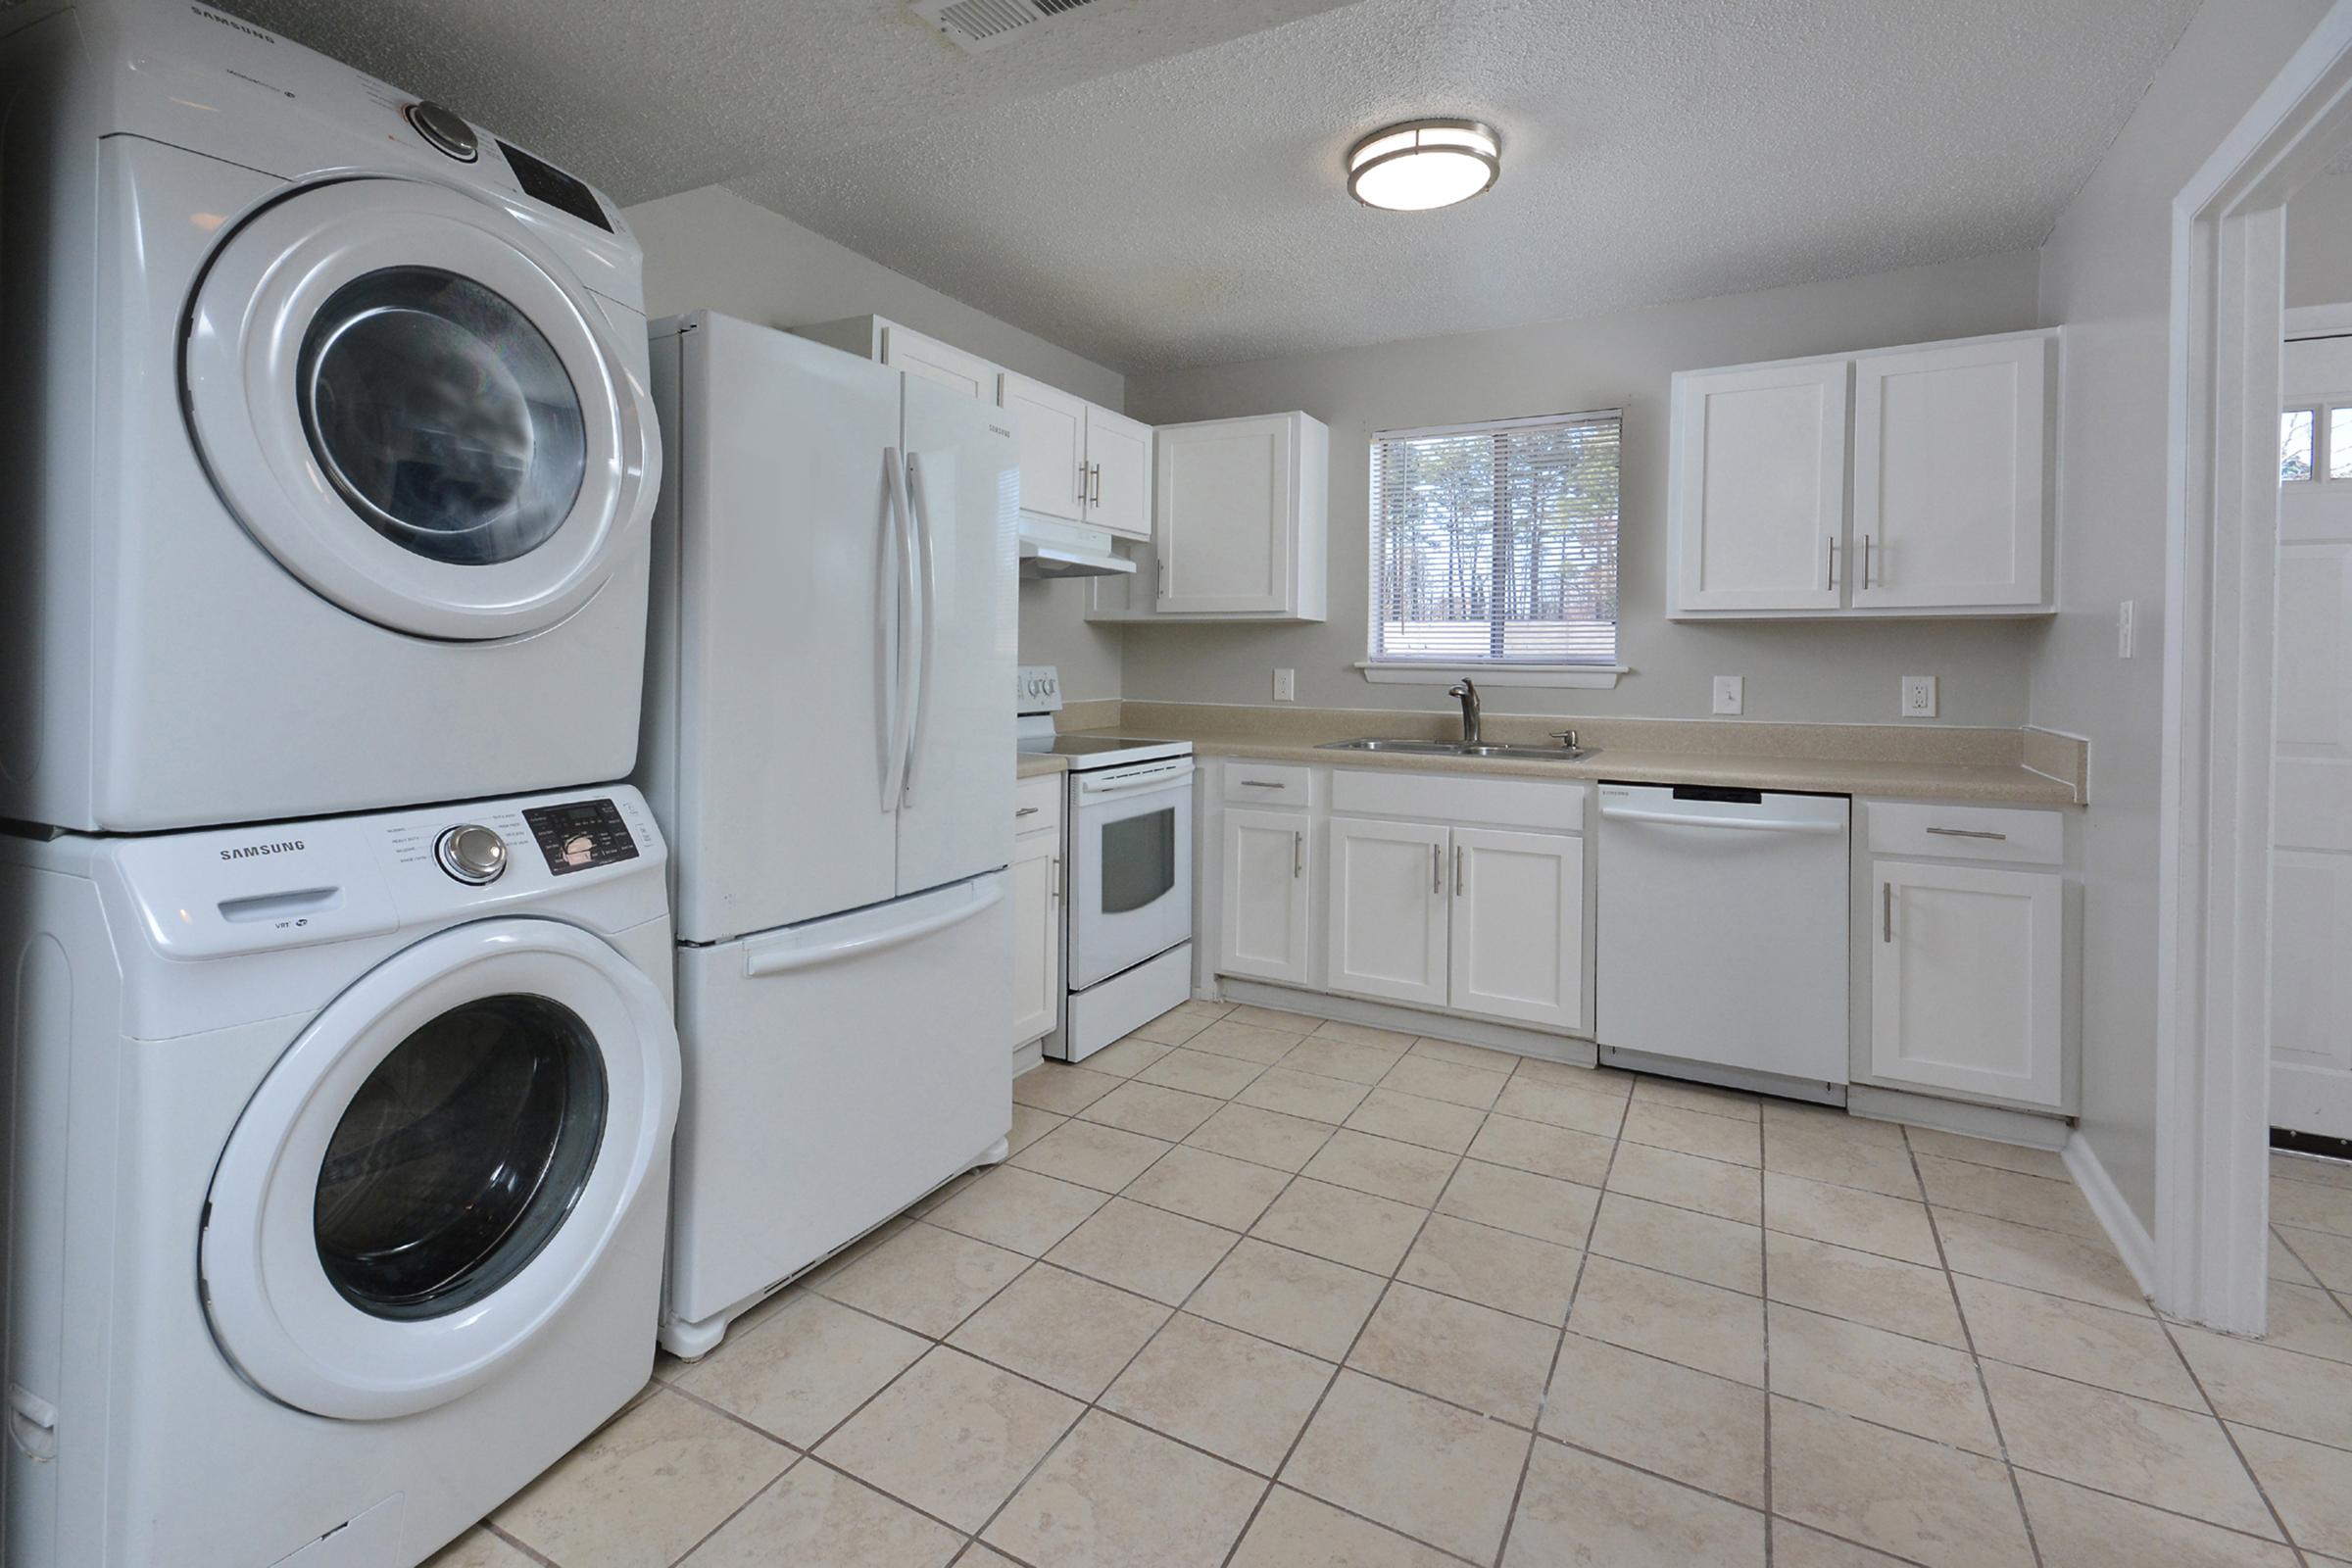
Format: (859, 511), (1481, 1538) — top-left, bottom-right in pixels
(522, 798), (641, 876)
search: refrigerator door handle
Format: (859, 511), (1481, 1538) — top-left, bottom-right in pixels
(901, 450), (940, 804)
(880, 447), (915, 810)
(741, 875), (1007, 977)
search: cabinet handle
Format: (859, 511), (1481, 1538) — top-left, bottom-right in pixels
(1078, 461), (1090, 508)
(1293, 830), (1303, 878)
(1016, 806), (1041, 817)
(1090, 464), (1102, 505)
(1238, 779), (1285, 789)
(1453, 844), (1465, 896)
(1432, 843), (1442, 893)
(1882, 881), (1892, 943)
(1924, 826), (2007, 841)
(1052, 857), (1061, 904)
(1825, 535), (1837, 591)
(1861, 534), (1873, 589)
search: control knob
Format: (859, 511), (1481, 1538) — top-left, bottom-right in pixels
(435, 823), (508, 885)
(406, 101), (479, 162)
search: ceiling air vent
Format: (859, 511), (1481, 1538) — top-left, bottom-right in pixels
(908, 0), (1098, 55)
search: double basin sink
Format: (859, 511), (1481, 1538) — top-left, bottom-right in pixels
(1318, 737), (1598, 762)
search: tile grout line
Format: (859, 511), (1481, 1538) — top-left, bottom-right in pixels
(1758, 1108), (1775, 1568)
(2148, 1309), (2311, 1561)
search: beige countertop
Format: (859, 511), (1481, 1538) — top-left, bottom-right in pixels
(1054, 704), (2087, 807)
(1016, 754), (1069, 780)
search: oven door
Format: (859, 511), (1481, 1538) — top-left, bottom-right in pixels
(1068, 760), (1195, 990)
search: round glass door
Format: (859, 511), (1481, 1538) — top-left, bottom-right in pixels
(315, 994), (607, 1320)
(184, 178), (658, 642)
(299, 269), (588, 568)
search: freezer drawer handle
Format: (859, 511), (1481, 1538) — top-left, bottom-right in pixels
(1601, 807), (1844, 834)
(1016, 806), (1041, 817)
(8, 1384), (56, 1462)
(742, 878), (1007, 977)
(1924, 826), (2007, 841)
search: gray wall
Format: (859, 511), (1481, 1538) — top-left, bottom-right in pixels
(623, 185), (1128, 702)
(2289, 170), (2352, 309)
(2031, 0), (2332, 1234)
(1120, 251), (2047, 725)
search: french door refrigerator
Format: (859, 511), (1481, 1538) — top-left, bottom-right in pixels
(639, 311), (1017, 1356)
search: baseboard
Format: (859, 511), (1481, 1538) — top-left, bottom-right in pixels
(2062, 1132), (2158, 1300)
(1012, 1039), (1045, 1077)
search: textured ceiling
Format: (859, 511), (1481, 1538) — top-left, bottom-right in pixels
(226, 0), (2202, 373)
(218, 0), (1364, 204)
(729, 0), (2202, 369)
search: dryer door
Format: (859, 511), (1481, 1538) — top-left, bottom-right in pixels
(184, 177), (659, 642)
(201, 918), (677, 1420)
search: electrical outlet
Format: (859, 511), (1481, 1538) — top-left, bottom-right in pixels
(1900, 675), (1938, 718)
(2118, 599), (2135, 660)
(1711, 675), (1744, 715)
(1272, 668), (1296, 702)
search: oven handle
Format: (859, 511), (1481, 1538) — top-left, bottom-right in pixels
(1075, 760), (1196, 798)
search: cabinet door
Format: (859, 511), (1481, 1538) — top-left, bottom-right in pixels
(1851, 337), (2047, 609)
(880, 323), (996, 403)
(1870, 860), (2063, 1107)
(1157, 415), (1296, 614)
(1000, 371), (1088, 522)
(1324, 816), (1449, 1008)
(1447, 827), (1584, 1032)
(1086, 407), (1154, 542)
(1669, 361), (1848, 612)
(1220, 808), (1311, 985)
(1009, 832), (1061, 1047)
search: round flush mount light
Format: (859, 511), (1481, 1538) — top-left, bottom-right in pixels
(1346, 118), (1501, 211)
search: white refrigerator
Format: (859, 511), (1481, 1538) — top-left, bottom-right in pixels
(639, 312), (1016, 1356)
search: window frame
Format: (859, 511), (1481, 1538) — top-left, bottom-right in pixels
(1361, 408), (1627, 689)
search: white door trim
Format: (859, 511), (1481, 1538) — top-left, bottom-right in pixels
(2158, 1), (2352, 1333)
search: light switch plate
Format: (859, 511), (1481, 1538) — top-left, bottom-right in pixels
(1273, 668), (1296, 702)
(1712, 675), (1744, 715)
(1900, 675), (1937, 718)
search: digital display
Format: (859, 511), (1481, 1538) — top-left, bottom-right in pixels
(497, 140), (613, 233)
(522, 798), (639, 876)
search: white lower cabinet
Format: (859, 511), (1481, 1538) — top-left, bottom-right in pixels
(1010, 781), (1062, 1050)
(1448, 827), (1585, 1031)
(1325, 815), (1452, 1007)
(1324, 812), (1584, 1029)
(1220, 808), (1313, 985)
(1869, 859), (2063, 1107)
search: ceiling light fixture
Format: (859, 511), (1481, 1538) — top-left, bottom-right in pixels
(1346, 118), (1500, 211)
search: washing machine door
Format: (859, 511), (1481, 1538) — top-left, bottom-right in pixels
(201, 918), (677, 1420)
(184, 177), (659, 642)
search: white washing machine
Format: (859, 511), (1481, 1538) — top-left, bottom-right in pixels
(0, 0), (662, 833)
(0, 786), (680, 1568)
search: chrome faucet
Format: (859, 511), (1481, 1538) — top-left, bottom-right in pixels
(1446, 679), (1482, 747)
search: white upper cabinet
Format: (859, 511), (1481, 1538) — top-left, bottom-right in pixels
(1086, 406), (1153, 540)
(1000, 371), (1090, 524)
(1121, 411), (1328, 621)
(1851, 336), (2048, 610)
(1668, 329), (2055, 619)
(1670, 360), (1848, 613)
(793, 316), (995, 401)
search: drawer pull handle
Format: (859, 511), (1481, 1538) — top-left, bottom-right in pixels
(1016, 806), (1041, 817)
(1239, 780), (1286, 789)
(1924, 826), (2006, 841)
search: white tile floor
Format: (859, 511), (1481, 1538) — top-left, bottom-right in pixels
(432, 1003), (2352, 1568)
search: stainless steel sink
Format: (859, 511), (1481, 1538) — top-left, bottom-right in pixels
(1317, 737), (1597, 762)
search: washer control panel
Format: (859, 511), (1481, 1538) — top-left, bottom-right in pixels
(522, 797), (641, 876)
(434, 823), (508, 885)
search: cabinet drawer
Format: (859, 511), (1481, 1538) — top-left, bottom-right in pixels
(1015, 775), (1063, 836)
(1865, 801), (2061, 866)
(1330, 769), (1585, 832)
(1222, 761), (1314, 808)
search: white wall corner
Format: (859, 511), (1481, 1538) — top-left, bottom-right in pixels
(2062, 1131), (2158, 1304)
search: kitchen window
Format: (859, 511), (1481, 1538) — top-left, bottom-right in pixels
(1364, 410), (1623, 687)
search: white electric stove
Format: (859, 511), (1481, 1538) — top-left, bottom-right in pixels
(1016, 666), (1195, 1061)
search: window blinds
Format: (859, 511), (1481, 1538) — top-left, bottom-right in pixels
(1369, 410), (1621, 665)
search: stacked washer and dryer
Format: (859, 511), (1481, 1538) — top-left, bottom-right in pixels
(0, 4), (678, 1567)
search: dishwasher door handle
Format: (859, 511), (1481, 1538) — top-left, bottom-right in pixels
(1600, 807), (1845, 835)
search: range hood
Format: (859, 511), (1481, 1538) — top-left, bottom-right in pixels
(1017, 515), (1137, 579)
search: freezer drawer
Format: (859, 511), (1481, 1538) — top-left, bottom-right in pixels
(1595, 784), (1849, 1087)
(664, 872), (1011, 1345)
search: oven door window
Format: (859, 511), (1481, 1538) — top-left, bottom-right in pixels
(1100, 806), (1177, 914)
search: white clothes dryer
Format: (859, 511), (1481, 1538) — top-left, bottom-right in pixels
(0, 786), (679, 1568)
(0, 0), (662, 832)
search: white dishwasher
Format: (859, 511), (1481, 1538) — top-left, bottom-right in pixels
(1595, 783), (1850, 1098)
